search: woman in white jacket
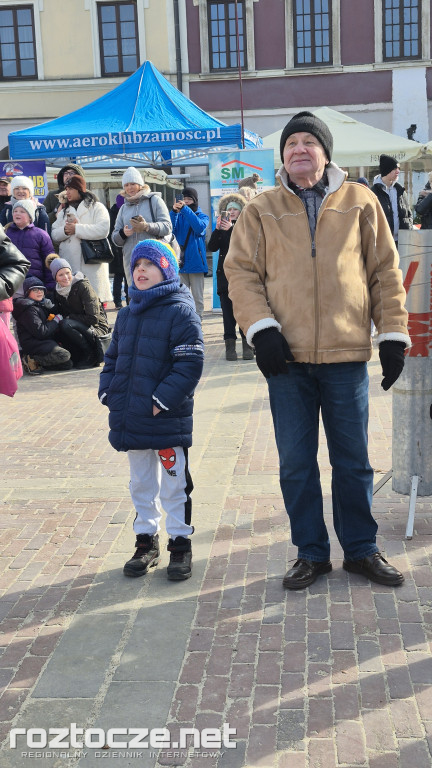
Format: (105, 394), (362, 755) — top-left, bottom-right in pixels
(51, 175), (112, 303)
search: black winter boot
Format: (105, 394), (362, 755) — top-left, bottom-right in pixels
(123, 533), (160, 577)
(167, 537), (192, 580)
(241, 337), (254, 360)
(225, 338), (237, 361)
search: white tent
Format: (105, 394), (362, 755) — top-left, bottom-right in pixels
(263, 107), (427, 169)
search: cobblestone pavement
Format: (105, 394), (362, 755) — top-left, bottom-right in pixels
(0, 290), (431, 768)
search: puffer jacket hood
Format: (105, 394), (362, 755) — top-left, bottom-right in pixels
(57, 164), (85, 189)
(217, 192), (246, 215)
(13, 294), (53, 319)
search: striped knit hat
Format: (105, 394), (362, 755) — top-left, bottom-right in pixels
(130, 239), (179, 281)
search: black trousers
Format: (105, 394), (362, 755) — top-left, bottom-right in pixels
(60, 318), (95, 363)
(219, 291), (245, 341)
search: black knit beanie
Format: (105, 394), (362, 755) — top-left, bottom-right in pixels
(280, 111), (333, 162)
(379, 154), (398, 177)
(183, 187), (198, 206)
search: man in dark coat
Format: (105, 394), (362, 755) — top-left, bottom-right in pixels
(371, 155), (413, 246)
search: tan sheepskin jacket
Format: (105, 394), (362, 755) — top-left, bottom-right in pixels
(224, 163), (410, 364)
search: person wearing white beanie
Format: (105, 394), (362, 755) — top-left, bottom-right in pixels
(0, 175), (51, 234)
(10, 175), (34, 198)
(121, 167), (145, 188)
(112, 167), (172, 285)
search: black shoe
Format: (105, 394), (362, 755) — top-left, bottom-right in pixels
(167, 537), (192, 580)
(343, 552), (404, 586)
(123, 534), (160, 577)
(75, 357), (96, 370)
(241, 338), (254, 360)
(283, 558), (332, 590)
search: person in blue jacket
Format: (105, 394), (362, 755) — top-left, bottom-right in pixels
(170, 187), (209, 319)
(99, 239), (204, 581)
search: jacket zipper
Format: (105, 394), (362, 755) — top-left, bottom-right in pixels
(121, 314), (143, 449)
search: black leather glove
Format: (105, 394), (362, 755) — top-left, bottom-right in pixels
(253, 327), (294, 378)
(379, 340), (405, 391)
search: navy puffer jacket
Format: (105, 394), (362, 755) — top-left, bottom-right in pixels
(99, 279), (204, 452)
(12, 296), (59, 355)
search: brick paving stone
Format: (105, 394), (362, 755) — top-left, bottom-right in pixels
(308, 738), (337, 768)
(246, 724), (277, 767)
(386, 665), (414, 699)
(333, 684), (360, 720)
(368, 752), (399, 768)
(363, 708), (397, 751)
(398, 739), (432, 768)
(307, 697), (333, 738)
(252, 685), (279, 725)
(277, 709), (305, 750)
(360, 672), (388, 709)
(279, 673), (305, 710)
(336, 720), (366, 764)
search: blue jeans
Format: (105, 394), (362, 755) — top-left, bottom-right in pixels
(268, 362), (378, 562)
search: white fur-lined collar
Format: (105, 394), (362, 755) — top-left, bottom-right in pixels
(276, 163), (347, 196)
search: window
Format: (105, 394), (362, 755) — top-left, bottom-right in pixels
(293, 0), (332, 67)
(383, 0), (420, 60)
(0, 5), (37, 79)
(97, 1), (138, 76)
(208, 1), (247, 71)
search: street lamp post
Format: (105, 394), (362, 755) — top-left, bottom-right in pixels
(234, 0), (245, 149)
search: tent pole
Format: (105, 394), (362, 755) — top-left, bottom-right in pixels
(234, 0), (245, 149)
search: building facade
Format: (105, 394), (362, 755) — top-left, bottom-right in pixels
(0, 0), (176, 152)
(1, 0), (430, 165)
(182, 0), (431, 144)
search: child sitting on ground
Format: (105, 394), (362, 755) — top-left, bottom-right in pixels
(98, 239), (204, 580)
(12, 276), (72, 373)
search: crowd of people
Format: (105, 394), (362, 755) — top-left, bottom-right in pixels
(1, 111), (423, 585)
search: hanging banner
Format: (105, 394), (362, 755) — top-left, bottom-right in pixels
(0, 160), (48, 201)
(208, 149), (275, 310)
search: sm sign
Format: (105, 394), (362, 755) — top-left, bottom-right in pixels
(220, 160), (263, 188)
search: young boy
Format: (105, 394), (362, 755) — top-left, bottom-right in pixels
(12, 275), (72, 373)
(99, 239), (204, 580)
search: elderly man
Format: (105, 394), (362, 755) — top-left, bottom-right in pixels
(224, 111), (410, 590)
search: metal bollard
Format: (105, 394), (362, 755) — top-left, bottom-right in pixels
(392, 230), (432, 505)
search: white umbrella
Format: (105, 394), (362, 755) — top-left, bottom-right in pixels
(263, 107), (427, 169)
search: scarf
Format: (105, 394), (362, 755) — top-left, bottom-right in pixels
(289, 171), (329, 242)
(123, 189), (149, 205)
(128, 277), (181, 314)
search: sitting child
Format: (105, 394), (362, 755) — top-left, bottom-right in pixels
(12, 276), (72, 374)
(99, 240), (204, 581)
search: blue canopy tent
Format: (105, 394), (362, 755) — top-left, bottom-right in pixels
(8, 61), (260, 166)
